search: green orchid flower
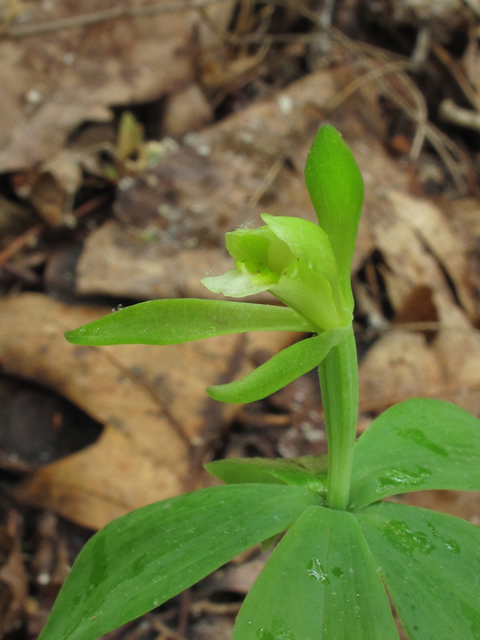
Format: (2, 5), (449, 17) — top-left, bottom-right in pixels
(202, 125), (363, 335)
(201, 214), (350, 333)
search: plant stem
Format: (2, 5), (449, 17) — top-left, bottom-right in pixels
(318, 323), (358, 510)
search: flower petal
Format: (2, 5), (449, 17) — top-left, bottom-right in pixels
(262, 213), (348, 316)
(261, 214), (337, 281)
(270, 260), (349, 330)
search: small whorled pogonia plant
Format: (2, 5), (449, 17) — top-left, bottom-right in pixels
(39, 126), (480, 640)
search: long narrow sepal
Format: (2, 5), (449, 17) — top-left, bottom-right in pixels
(207, 326), (350, 403)
(65, 299), (315, 346)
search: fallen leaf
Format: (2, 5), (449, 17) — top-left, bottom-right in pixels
(163, 84), (213, 138)
(0, 293), (297, 529)
(387, 190), (475, 319)
(357, 173), (480, 415)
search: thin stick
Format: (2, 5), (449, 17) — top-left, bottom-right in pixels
(432, 42), (480, 111)
(323, 59), (412, 114)
(3, 0), (230, 39)
(383, 321), (480, 337)
(245, 154), (288, 212)
(0, 224), (43, 267)
(148, 615), (188, 640)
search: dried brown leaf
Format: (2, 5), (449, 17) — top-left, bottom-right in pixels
(0, 293), (295, 528)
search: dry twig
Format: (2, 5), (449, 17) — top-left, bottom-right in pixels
(433, 41), (480, 111)
(0, 224), (42, 267)
(2, 0), (231, 39)
(148, 615), (188, 640)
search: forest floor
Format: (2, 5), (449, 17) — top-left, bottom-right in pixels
(0, 1), (480, 638)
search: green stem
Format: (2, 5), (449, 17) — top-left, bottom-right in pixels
(318, 323), (358, 510)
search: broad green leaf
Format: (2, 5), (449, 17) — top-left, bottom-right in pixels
(349, 398), (480, 510)
(304, 125), (364, 308)
(356, 501), (480, 640)
(206, 455), (328, 496)
(233, 505), (400, 640)
(64, 299), (314, 346)
(207, 327), (349, 403)
(39, 484), (321, 640)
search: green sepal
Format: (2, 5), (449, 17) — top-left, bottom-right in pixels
(304, 125), (364, 309)
(38, 484), (321, 640)
(356, 501), (480, 640)
(207, 327), (349, 403)
(261, 213), (349, 318)
(232, 505), (400, 640)
(64, 299), (315, 346)
(349, 398), (480, 510)
(205, 455), (328, 497)
(271, 260), (343, 330)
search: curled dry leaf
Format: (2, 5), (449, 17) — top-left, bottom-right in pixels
(0, 293), (297, 529)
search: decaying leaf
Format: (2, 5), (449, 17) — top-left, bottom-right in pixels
(0, 294), (298, 529)
(358, 187), (480, 416)
(387, 190), (475, 319)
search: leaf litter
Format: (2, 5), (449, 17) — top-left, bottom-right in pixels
(0, 1), (480, 638)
